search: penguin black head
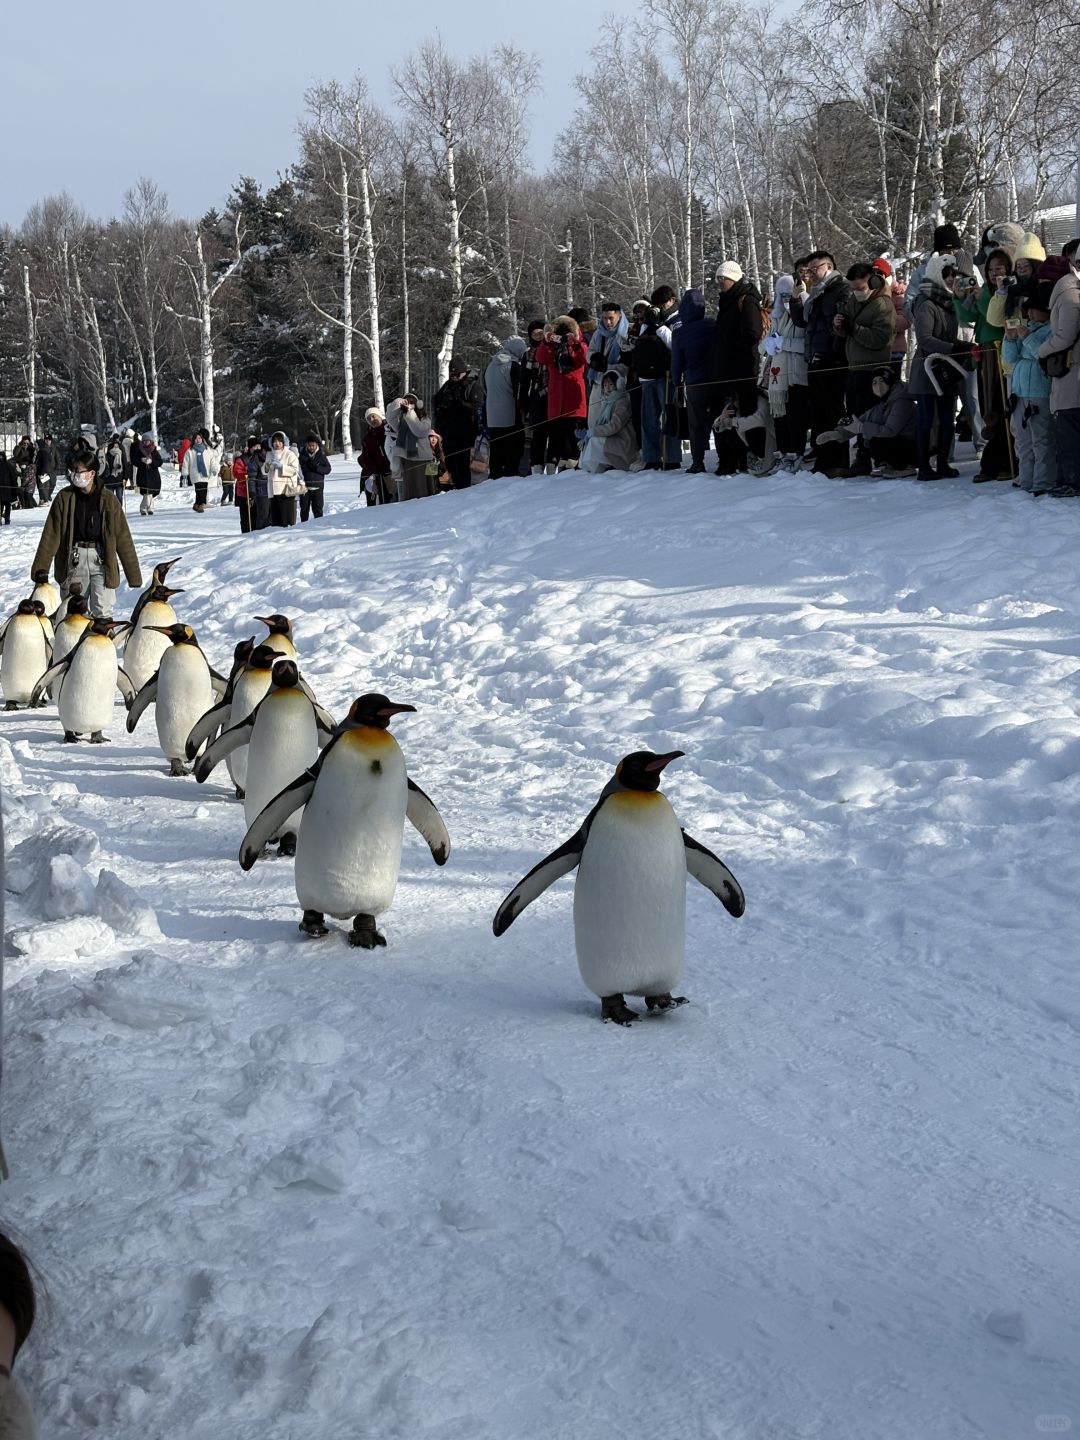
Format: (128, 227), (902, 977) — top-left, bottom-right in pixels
(149, 583), (184, 603)
(66, 595), (90, 617)
(152, 558), (182, 584)
(249, 644), (280, 670)
(15, 600), (35, 616)
(67, 582), (84, 597)
(32, 570), (49, 585)
(255, 613), (293, 637)
(346, 693), (417, 730)
(615, 750), (685, 792)
(271, 659), (300, 689)
(31, 601), (46, 617)
(88, 617), (127, 637)
(149, 623), (198, 646)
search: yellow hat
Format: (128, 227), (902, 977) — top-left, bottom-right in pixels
(1013, 231), (1047, 263)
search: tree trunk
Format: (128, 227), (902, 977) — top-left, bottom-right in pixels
(358, 153), (383, 417)
(22, 266), (36, 439)
(564, 224), (574, 310)
(196, 232), (216, 430)
(339, 153), (356, 462)
(437, 116), (464, 388)
(400, 171), (411, 396)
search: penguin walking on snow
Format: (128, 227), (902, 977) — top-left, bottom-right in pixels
(53, 580), (86, 625)
(195, 658), (335, 855)
(126, 624), (227, 774)
(493, 750), (744, 1025)
(32, 618), (135, 742)
(240, 693), (450, 946)
(129, 558), (182, 631)
(255, 614), (298, 659)
(30, 569), (61, 618)
(47, 593), (92, 701)
(124, 578), (185, 693)
(184, 638), (261, 791)
(0, 601), (52, 710)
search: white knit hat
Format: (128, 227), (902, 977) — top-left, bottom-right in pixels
(716, 261), (744, 283)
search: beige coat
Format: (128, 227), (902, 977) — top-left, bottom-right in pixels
(261, 447), (303, 496)
(1038, 271), (1080, 413)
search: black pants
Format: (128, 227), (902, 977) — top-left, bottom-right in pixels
(1053, 407), (1080, 491)
(527, 419), (551, 470)
(270, 494), (296, 526)
(808, 362), (847, 442)
(845, 367), (878, 423)
(299, 486), (324, 520)
(221, 483), (234, 505)
(239, 494), (253, 532)
(548, 416), (580, 465)
(686, 386), (713, 466)
(252, 496), (271, 530)
(445, 450), (472, 490)
(868, 435), (917, 468)
(194, 481), (208, 507)
(775, 384), (810, 457)
(488, 426), (525, 479)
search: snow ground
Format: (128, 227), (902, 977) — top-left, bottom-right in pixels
(1, 460), (1078, 1439)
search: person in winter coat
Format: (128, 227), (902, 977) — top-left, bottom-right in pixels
(11, 438), (36, 510)
(240, 436), (269, 530)
(262, 431), (302, 526)
(100, 434), (130, 503)
(484, 337), (527, 479)
(520, 321), (552, 474)
(34, 433), (59, 503)
(31, 452), (143, 614)
(1003, 285), (1054, 495)
(908, 254), (964, 482)
(433, 358), (483, 490)
(789, 251), (850, 456)
(182, 427), (223, 511)
(870, 259), (910, 372)
(762, 272), (809, 470)
(817, 368), (917, 478)
(670, 288), (715, 472)
(1037, 255), (1080, 495)
(535, 317), (588, 470)
(359, 408), (394, 504)
(0, 453), (18, 525)
(585, 304), (630, 391)
(826, 263), (896, 475)
(387, 396), (436, 501)
(956, 248), (1017, 481)
(707, 261), (764, 423)
(624, 305), (678, 469)
(177, 434), (192, 483)
(298, 435), (332, 520)
(233, 453), (250, 530)
(581, 367), (640, 473)
(134, 433), (164, 515)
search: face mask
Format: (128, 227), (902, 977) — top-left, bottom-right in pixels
(872, 383), (889, 398)
(70, 472), (93, 490)
(850, 288), (869, 303)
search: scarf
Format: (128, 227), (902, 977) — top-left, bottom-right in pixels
(596, 387), (621, 428)
(194, 441), (207, 477)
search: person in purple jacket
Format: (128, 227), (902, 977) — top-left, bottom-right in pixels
(670, 289), (716, 473)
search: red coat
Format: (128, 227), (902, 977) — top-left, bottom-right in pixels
(232, 457), (248, 497)
(177, 437), (191, 470)
(535, 336), (588, 420)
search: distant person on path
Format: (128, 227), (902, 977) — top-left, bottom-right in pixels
(263, 431), (302, 526)
(135, 433), (164, 515)
(34, 433), (59, 503)
(298, 435), (332, 520)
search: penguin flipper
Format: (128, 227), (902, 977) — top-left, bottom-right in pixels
(208, 668), (229, 699)
(314, 706), (337, 742)
(240, 771), (317, 870)
(126, 675), (159, 732)
(30, 658), (70, 707)
(0, 618), (10, 653)
(492, 829), (587, 936)
(115, 668), (136, 707)
(682, 831), (745, 917)
(185, 699), (231, 760)
(406, 777), (451, 865)
(194, 714), (254, 782)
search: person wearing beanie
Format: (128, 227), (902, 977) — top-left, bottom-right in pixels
(873, 258), (911, 369)
(856, 367), (917, 476)
(360, 408), (393, 504)
(298, 433), (332, 520)
(433, 358), (484, 489)
(933, 223), (963, 254)
(788, 250), (850, 463)
(716, 261), (744, 285)
(1003, 284), (1054, 494)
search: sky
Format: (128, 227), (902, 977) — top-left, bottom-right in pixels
(2, 0), (637, 229)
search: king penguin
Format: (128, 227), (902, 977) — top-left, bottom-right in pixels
(255, 614), (298, 660)
(124, 580), (185, 693)
(186, 642), (290, 798)
(196, 658), (336, 854)
(30, 569), (61, 618)
(53, 580), (85, 625)
(0, 600), (52, 710)
(32, 618), (135, 742)
(239, 693), (450, 946)
(129, 558), (182, 631)
(493, 750), (745, 1024)
(48, 594), (92, 701)
(126, 624), (227, 774)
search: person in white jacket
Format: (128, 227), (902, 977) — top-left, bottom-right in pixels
(181, 427), (223, 512)
(262, 431), (303, 526)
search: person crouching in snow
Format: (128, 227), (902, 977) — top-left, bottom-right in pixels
(815, 367), (917, 478)
(581, 368), (641, 473)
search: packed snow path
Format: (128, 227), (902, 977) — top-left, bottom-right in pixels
(1, 465), (1078, 1438)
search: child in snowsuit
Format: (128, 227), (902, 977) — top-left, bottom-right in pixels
(1002, 284), (1054, 495)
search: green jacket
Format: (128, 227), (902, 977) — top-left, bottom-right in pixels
(958, 285), (1004, 346)
(31, 484), (143, 591)
(838, 290), (895, 369)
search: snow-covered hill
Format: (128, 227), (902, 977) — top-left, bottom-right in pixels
(1, 464), (1078, 1438)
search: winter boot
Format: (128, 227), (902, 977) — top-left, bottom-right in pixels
(915, 430), (935, 482)
(544, 463), (558, 476)
(531, 464), (544, 475)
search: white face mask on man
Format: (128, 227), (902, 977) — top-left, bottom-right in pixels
(69, 471), (94, 491)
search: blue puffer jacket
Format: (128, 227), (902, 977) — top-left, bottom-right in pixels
(670, 289), (715, 386)
(1003, 320), (1052, 399)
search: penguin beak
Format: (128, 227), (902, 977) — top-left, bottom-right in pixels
(254, 616), (274, 625)
(644, 750), (685, 773)
(109, 621), (133, 636)
(376, 703), (417, 718)
(163, 587), (184, 598)
(147, 625), (174, 636)
(160, 557), (181, 574)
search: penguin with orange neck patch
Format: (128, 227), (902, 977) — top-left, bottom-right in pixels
(240, 692), (450, 946)
(493, 750), (744, 1024)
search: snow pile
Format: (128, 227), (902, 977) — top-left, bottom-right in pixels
(0, 463), (1077, 1437)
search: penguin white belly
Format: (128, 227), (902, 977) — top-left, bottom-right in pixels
(32, 582), (61, 614)
(156, 648), (212, 760)
(53, 618), (89, 667)
(227, 670), (273, 791)
(296, 732), (407, 919)
(244, 692), (319, 838)
(264, 634), (297, 660)
(573, 792), (687, 997)
(58, 639), (118, 734)
(1, 621), (48, 703)
(124, 602), (177, 692)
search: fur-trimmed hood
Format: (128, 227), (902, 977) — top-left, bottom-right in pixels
(552, 315), (580, 338)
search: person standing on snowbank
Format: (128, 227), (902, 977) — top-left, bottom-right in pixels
(31, 451), (143, 615)
(298, 436), (332, 520)
(263, 432), (303, 527)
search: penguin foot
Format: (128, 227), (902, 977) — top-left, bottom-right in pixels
(348, 914), (387, 949)
(62, 730), (79, 743)
(299, 910), (330, 938)
(278, 833), (296, 858)
(601, 994), (641, 1026)
(169, 758), (189, 777)
(645, 993), (688, 1013)
(89, 731), (108, 744)
(3, 702), (18, 712)
(235, 785), (245, 801)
